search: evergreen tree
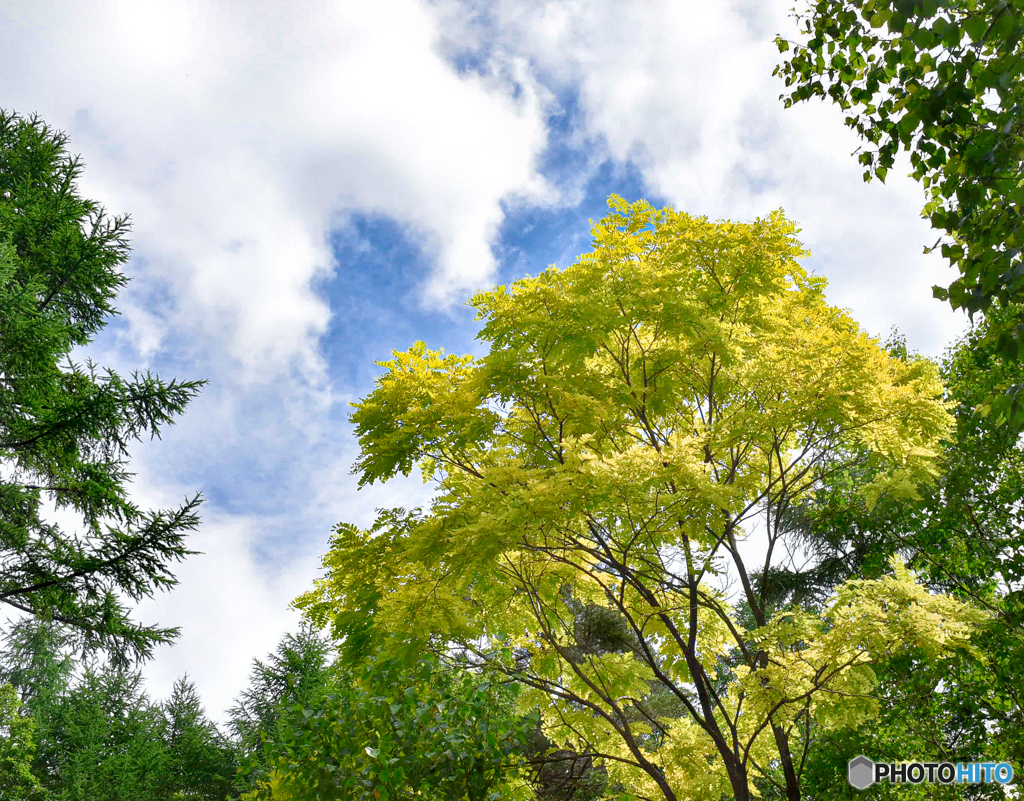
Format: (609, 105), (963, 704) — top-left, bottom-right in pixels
(229, 627), (333, 796)
(34, 661), (170, 801)
(162, 676), (237, 800)
(0, 109), (206, 665)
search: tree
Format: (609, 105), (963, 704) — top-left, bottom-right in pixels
(0, 682), (45, 801)
(0, 109), (206, 665)
(296, 197), (985, 801)
(229, 627), (334, 796)
(1, 620), (237, 801)
(773, 0), (1024, 423)
(162, 676), (237, 800)
(250, 645), (536, 801)
(0, 618), (75, 710)
(31, 661), (172, 801)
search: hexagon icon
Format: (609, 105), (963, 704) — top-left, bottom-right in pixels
(848, 756), (875, 790)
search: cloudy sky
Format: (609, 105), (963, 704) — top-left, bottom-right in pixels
(1, 0), (970, 723)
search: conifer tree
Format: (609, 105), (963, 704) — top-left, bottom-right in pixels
(0, 109), (206, 665)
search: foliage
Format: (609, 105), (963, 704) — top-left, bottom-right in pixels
(229, 626), (335, 796)
(0, 682), (45, 801)
(0, 619), (75, 710)
(756, 321), (1024, 796)
(33, 665), (236, 801)
(296, 197), (984, 801)
(32, 663), (172, 801)
(0, 108), (207, 665)
(247, 646), (535, 801)
(791, 649), (1013, 800)
(1, 619), (235, 800)
(162, 676), (237, 800)
(897, 315), (1024, 774)
(774, 0), (1024, 422)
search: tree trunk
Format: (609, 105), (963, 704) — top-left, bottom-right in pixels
(773, 723), (802, 801)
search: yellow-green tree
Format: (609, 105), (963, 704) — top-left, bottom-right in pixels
(297, 197), (985, 801)
(0, 683), (44, 801)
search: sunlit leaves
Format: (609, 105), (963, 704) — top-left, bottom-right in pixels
(300, 197), (977, 801)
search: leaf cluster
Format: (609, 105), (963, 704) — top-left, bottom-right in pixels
(775, 0), (1024, 420)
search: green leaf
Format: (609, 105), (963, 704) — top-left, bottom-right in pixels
(941, 21), (962, 47)
(963, 16), (988, 43)
(912, 27), (935, 49)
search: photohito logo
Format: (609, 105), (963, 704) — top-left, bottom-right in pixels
(848, 756), (1015, 789)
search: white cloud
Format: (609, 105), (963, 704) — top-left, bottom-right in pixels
(132, 506), (317, 726)
(444, 0), (970, 356)
(0, 0), (554, 386)
(129, 440), (439, 725)
(0, 3), (558, 720)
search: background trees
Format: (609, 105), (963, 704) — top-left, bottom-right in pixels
(229, 628), (537, 801)
(0, 620), (236, 801)
(162, 677), (238, 800)
(251, 647), (536, 801)
(296, 197), (984, 801)
(0, 109), (207, 665)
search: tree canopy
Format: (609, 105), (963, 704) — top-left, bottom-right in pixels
(2, 81), (1020, 801)
(296, 197), (985, 801)
(0, 619), (236, 801)
(248, 646), (536, 801)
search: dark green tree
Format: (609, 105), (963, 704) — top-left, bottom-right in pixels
(774, 0), (1024, 422)
(0, 620), (76, 793)
(2, 621), (237, 801)
(32, 661), (171, 801)
(0, 108), (206, 665)
(0, 618), (75, 709)
(162, 676), (237, 800)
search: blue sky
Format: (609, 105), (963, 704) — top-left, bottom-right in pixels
(0, 0), (969, 722)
